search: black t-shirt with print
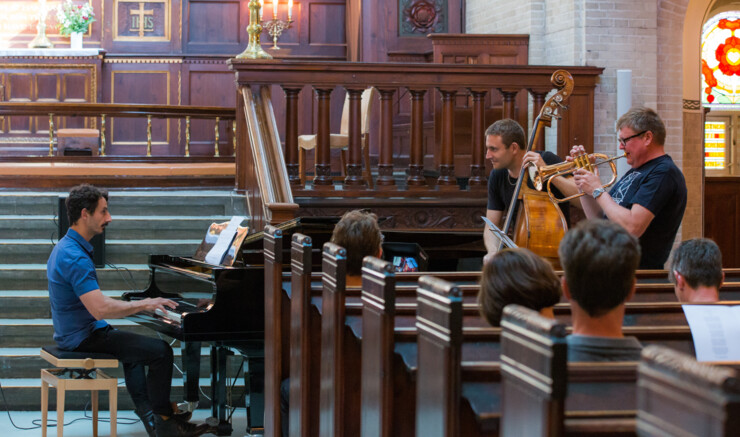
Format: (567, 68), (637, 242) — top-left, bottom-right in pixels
(607, 154), (687, 269)
(487, 151), (570, 225)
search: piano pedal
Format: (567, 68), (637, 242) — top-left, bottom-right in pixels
(177, 400), (198, 413)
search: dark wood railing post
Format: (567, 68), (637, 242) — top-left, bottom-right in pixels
(314, 87), (334, 188)
(344, 87), (366, 187)
(376, 88), (396, 188)
(407, 88), (427, 188)
(437, 88), (458, 189)
(499, 88), (518, 120)
(469, 88), (488, 189)
(529, 88), (549, 151)
(283, 87), (302, 185)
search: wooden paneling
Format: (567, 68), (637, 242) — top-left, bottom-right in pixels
(182, 0), (248, 54)
(102, 0), (181, 53)
(705, 177), (740, 267)
(0, 57), (102, 156)
(104, 60), (179, 155)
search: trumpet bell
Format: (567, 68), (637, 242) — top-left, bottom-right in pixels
(529, 153), (625, 203)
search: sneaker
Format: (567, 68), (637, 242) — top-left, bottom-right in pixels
(135, 409), (156, 437)
(154, 414), (209, 437)
(171, 402), (193, 422)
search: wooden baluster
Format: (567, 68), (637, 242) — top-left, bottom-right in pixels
(214, 116), (220, 157)
(100, 114), (106, 156)
(407, 88), (427, 188)
(499, 88), (518, 120)
(529, 88), (549, 151)
(468, 89), (488, 188)
(437, 88), (457, 189)
(344, 87), (365, 187)
(48, 113), (54, 156)
(185, 116), (191, 157)
(314, 87), (333, 188)
(146, 114), (152, 157)
(376, 88), (396, 188)
(283, 87), (301, 185)
(232, 120), (236, 157)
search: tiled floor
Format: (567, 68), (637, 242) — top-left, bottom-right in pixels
(0, 409), (253, 436)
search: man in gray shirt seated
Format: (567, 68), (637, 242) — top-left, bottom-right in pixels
(558, 219), (643, 361)
(669, 238), (723, 303)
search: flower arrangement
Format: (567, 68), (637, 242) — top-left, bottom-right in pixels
(56, 0), (96, 35)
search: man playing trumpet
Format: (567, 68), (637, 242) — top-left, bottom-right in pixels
(571, 107), (687, 269)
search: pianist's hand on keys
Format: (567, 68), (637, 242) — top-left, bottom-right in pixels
(133, 297), (178, 315)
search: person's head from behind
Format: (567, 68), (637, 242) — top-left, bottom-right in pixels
(66, 184), (111, 238)
(478, 248), (561, 327)
(484, 119), (526, 171)
(669, 238), (723, 302)
(330, 210), (383, 277)
(558, 219), (641, 318)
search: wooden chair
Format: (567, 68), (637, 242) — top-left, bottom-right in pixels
(637, 345), (740, 437)
(298, 88), (376, 186)
(40, 345), (119, 437)
(499, 304), (568, 437)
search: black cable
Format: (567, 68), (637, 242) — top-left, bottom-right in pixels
(105, 262), (141, 291)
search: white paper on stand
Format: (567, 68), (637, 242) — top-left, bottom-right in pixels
(205, 216), (245, 265)
(682, 305), (740, 362)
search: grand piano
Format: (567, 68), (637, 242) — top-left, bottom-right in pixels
(123, 216), (485, 435)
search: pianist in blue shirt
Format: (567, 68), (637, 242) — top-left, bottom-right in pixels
(47, 184), (208, 437)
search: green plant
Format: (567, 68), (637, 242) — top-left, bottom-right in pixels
(56, 0), (95, 35)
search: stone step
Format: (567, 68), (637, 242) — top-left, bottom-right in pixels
(0, 347), (243, 379)
(0, 290), (131, 319)
(0, 215), (230, 240)
(0, 264), (150, 290)
(0, 319), (158, 348)
(0, 377), (247, 410)
(0, 239), (200, 264)
(0, 190), (246, 217)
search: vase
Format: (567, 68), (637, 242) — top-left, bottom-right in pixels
(70, 32), (83, 50)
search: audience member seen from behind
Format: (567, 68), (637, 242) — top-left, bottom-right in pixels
(280, 209), (383, 436)
(329, 209), (383, 286)
(558, 219), (642, 362)
(669, 238), (723, 303)
(478, 248), (562, 327)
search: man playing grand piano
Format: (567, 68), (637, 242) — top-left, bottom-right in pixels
(47, 184), (208, 437)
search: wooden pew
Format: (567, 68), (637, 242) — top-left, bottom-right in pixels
(637, 346), (740, 436)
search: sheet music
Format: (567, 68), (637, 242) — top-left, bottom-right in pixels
(205, 216), (245, 265)
(480, 216), (517, 249)
(682, 305), (740, 362)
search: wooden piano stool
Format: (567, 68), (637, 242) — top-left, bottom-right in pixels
(40, 346), (119, 437)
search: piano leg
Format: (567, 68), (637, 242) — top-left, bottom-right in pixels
(181, 342), (201, 409)
(244, 356), (265, 435)
(211, 345), (234, 436)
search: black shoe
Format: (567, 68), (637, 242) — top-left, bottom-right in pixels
(154, 414), (209, 437)
(172, 409), (193, 422)
(135, 409), (156, 437)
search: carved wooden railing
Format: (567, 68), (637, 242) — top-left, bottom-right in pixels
(0, 102), (235, 158)
(228, 61), (603, 200)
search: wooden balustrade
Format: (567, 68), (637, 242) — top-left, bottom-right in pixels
(0, 102), (234, 158)
(228, 60), (602, 195)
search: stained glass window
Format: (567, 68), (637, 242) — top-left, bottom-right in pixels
(704, 121), (727, 169)
(702, 12), (740, 108)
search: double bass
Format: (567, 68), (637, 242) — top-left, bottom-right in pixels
(497, 70), (574, 267)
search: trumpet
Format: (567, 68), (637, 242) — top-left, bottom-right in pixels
(528, 153), (626, 203)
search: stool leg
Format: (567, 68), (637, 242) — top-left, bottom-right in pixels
(41, 379), (48, 437)
(109, 385), (117, 437)
(56, 384), (65, 437)
(91, 390), (98, 437)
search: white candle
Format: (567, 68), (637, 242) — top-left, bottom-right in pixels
(288, 0), (292, 20)
(273, 0), (278, 19)
(258, 0), (263, 21)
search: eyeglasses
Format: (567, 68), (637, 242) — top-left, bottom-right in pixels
(618, 130), (647, 146)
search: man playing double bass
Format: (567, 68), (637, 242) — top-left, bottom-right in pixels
(483, 118), (578, 255)
(571, 107), (687, 269)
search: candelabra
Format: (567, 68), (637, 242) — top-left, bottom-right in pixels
(236, 0), (272, 59)
(263, 17), (293, 50)
(28, 0), (53, 49)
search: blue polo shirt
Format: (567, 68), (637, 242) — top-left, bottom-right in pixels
(47, 229), (108, 350)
